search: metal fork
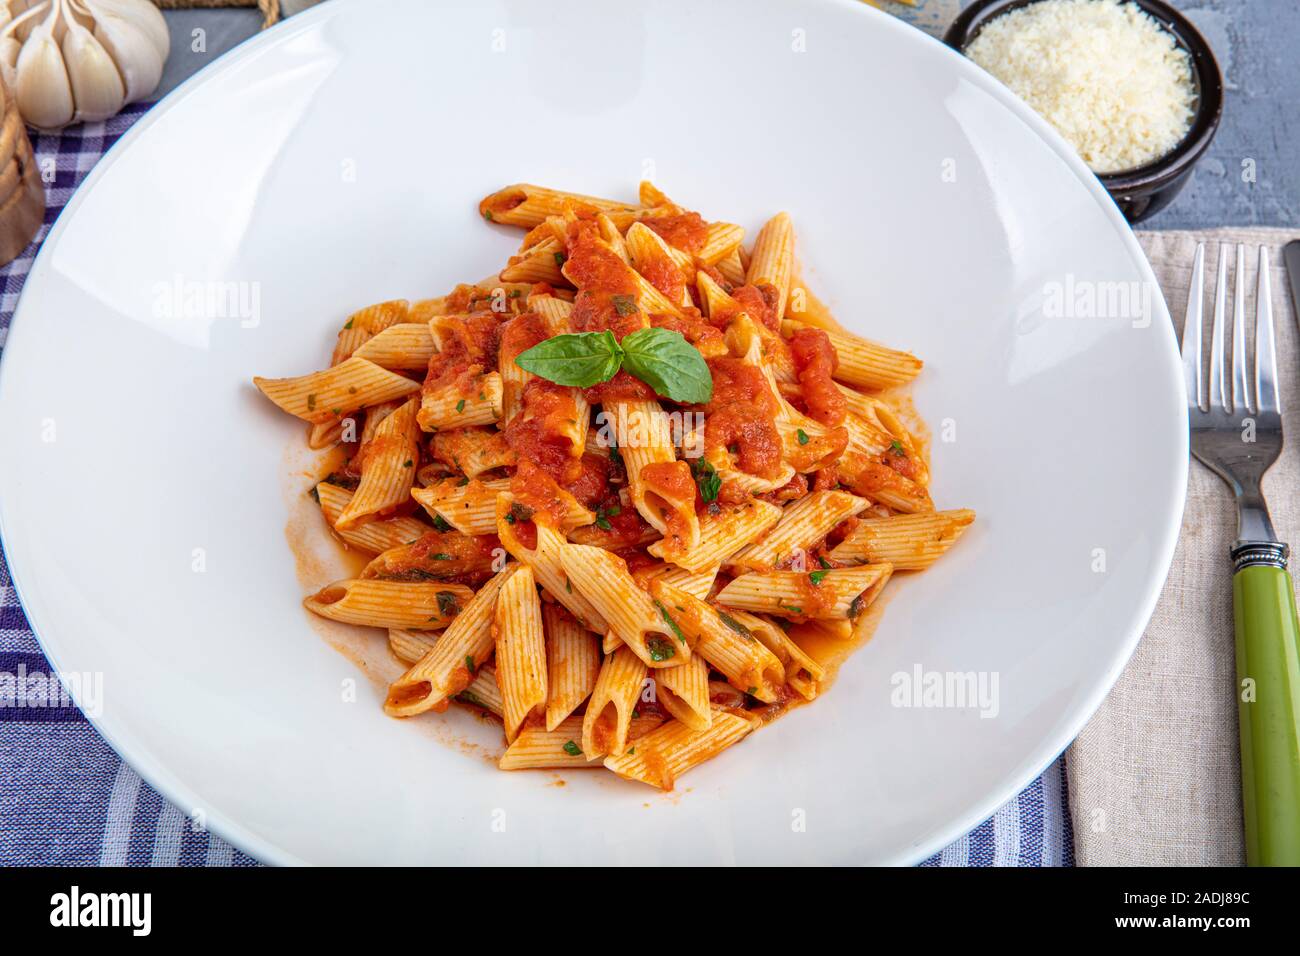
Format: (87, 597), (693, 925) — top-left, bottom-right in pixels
(1181, 242), (1300, 866)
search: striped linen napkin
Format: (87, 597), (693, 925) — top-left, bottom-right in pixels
(0, 103), (1071, 867)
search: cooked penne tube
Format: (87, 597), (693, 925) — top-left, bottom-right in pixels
(582, 646), (648, 760)
(316, 481), (430, 555)
(329, 300), (411, 366)
(431, 427), (515, 479)
(412, 478), (509, 536)
(714, 565), (893, 623)
(625, 221), (692, 307)
(544, 604), (600, 731)
(384, 566), (517, 717)
(351, 322), (435, 371)
(499, 716), (599, 770)
(608, 399), (700, 559)
(837, 454), (934, 514)
(652, 581), (785, 702)
(254, 356), (420, 424)
(782, 319), (922, 389)
(603, 711), (757, 790)
(726, 490), (869, 572)
(746, 212), (794, 320)
(496, 498), (608, 633)
(634, 561), (720, 601)
(651, 498), (782, 572)
(501, 237), (568, 285)
(829, 509), (975, 571)
(334, 397), (421, 530)
(494, 565), (547, 742)
(719, 609), (825, 701)
(559, 543), (689, 669)
(304, 579), (474, 630)
(655, 653), (711, 731)
(479, 183), (641, 229)
(529, 294), (574, 326)
(715, 246), (746, 287)
(417, 372), (503, 431)
(697, 221), (745, 266)
(388, 627), (438, 665)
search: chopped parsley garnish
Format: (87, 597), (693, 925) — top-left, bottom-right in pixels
(783, 605), (803, 615)
(431, 553), (452, 561)
(455, 399), (466, 413)
(306, 393), (317, 411)
(809, 570), (828, 586)
(796, 429), (810, 446)
(646, 636), (676, 662)
(436, 591), (461, 616)
(717, 610), (754, 640)
(402, 459), (413, 468)
(562, 740), (582, 756)
(655, 601), (687, 643)
(889, 440), (906, 456)
(611, 294), (638, 316)
(432, 514), (452, 532)
(553, 252), (568, 268)
(818, 556), (832, 569)
(690, 458), (721, 503)
(594, 504), (622, 531)
(464, 654), (476, 674)
(483, 210), (494, 221)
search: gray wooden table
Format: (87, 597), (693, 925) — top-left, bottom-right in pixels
(156, 0), (1295, 231)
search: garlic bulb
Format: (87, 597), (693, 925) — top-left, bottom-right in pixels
(0, 0), (169, 130)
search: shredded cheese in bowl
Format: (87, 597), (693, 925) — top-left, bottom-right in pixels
(966, 0), (1196, 174)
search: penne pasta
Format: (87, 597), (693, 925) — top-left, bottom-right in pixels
(256, 182), (972, 786)
(782, 319), (922, 389)
(254, 356), (419, 425)
(304, 579), (474, 630)
(384, 565), (517, 717)
(543, 604), (600, 731)
(417, 372), (503, 431)
(726, 489), (869, 572)
(604, 712), (757, 790)
(653, 581), (785, 702)
(316, 481), (430, 555)
(334, 397), (421, 530)
(582, 646), (648, 760)
(493, 565), (547, 742)
(829, 509), (975, 571)
(559, 543), (689, 669)
(714, 565), (893, 624)
(499, 716), (598, 770)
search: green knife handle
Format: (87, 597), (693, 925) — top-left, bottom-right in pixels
(1233, 564), (1300, 865)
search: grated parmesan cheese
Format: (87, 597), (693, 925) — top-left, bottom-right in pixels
(966, 0), (1195, 174)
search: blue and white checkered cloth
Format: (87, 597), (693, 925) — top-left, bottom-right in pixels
(0, 103), (1073, 867)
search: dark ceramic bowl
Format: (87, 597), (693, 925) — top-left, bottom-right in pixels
(944, 0), (1223, 224)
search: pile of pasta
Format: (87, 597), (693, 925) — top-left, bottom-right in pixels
(254, 183), (974, 790)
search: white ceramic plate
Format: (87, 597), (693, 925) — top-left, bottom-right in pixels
(0, 0), (1186, 865)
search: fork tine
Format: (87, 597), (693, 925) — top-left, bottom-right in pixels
(1232, 243), (1249, 414)
(1209, 244), (1229, 412)
(1255, 246), (1279, 415)
(1181, 242), (1205, 409)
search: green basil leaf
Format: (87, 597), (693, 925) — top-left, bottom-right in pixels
(515, 331), (623, 387)
(619, 327), (713, 404)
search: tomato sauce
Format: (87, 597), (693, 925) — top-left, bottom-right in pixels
(702, 357), (782, 478)
(643, 211), (708, 254)
(790, 327), (845, 427)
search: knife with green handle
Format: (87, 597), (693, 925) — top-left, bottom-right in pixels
(1233, 557), (1300, 865)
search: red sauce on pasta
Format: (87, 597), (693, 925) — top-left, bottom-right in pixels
(703, 358), (783, 478)
(643, 211), (708, 254)
(790, 327), (846, 427)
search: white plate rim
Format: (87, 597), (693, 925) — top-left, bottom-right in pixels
(0, 0), (1189, 866)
